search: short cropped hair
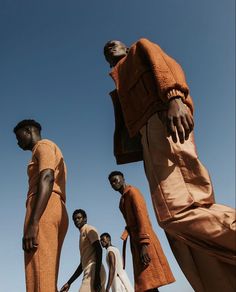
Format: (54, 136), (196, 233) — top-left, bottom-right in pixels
(13, 119), (42, 134)
(100, 232), (111, 240)
(108, 171), (124, 181)
(72, 209), (87, 220)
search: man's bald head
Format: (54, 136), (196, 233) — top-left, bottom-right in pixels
(103, 40), (129, 67)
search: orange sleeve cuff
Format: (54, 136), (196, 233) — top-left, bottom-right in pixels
(166, 89), (185, 101)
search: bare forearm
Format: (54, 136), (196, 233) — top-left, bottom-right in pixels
(95, 246), (102, 278)
(106, 265), (115, 290)
(106, 251), (116, 291)
(67, 264), (83, 285)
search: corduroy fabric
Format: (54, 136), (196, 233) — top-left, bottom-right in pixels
(140, 113), (236, 291)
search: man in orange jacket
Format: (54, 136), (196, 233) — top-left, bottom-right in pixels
(104, 39), (236, 291)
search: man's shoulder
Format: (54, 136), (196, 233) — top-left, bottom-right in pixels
(108, 246), (119, 253)
(85, 224), (98, 234)
(34, 139), (56, 150)
(126, 185), (143, 199)
(131, 37), (156, 49)
(127, 185), (140, 193)
(31, 139), (55, 156)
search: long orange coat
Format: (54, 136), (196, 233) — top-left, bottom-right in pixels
(119, 185), (175, 292)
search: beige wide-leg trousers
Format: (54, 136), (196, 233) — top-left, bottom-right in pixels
(24, 193), (68, 292)
(79, 262), (106, 292)
(140, 113), (236, 292)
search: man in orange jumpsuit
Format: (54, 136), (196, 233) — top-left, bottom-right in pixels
(108, 171), (175, 292)
(104, 39), (236, 291)
(14, 119), (68, 292)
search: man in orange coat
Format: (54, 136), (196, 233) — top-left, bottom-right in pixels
(104, 39), (236, 292)
(108, 171), (175, 292)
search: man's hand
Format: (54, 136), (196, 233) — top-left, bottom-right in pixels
(22, 222), (39, 252)
(163, 97), (194, 143)
(140, 244), (151, 266)
(59, 282), (70, 292)
(94, 275), (102, 292)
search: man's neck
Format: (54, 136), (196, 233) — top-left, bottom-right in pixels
(119, 183), (127, 195)
(79, 223), (86, 231)
(30, 136), (42, 151)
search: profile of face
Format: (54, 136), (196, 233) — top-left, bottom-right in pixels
(100, 235), (110, 248)
(73, 213), (87, 229)
(104, 40), (128, 67)
(109, 174), (124, 191)
(15, 127), (32, 151)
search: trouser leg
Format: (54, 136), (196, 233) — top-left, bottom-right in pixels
(24, 194), (68, 292)
(140, 113), (236, 291)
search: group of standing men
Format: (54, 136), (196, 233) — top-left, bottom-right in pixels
(14, 37), (235, 292)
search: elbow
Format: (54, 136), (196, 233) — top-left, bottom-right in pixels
(40, 169), (55, 186)
(44, 173), (55, 185)
(48, 174), (55, 185)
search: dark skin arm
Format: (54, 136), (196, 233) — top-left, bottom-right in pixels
(59, 263), (83, 292)
(93, 240), (103, 292)
(23, 168), (54, 252)
(159, 97), (194, 144)
(106, 251), (116, 292)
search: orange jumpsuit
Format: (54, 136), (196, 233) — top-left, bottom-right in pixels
(24, 139), (68, 292)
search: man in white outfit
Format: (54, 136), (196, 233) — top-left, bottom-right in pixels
(100, 233), (134, 292)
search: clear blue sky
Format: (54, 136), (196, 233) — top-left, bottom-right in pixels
(0, 0), (235, 291)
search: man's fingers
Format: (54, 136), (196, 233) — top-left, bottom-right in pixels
(186, 114), (194, 132)
(25, 238), (30, 252)
(32, 238), (38, 249)
(181, 116), (190, 140)
(23, 237), (37, 252)
(29, 238), (34, 251)
(142, 254), (151, 265)
(174, 118), (184, 144)
(145, 254), (151, 264)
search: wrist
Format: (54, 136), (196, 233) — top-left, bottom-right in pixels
(168, 96), (182, 103)
(166, 89), (185, 102)
(29, 218), (39, 225)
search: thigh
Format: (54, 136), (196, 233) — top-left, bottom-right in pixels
(24, 194), (63, 292)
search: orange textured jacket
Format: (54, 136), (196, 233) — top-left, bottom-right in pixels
(120, 185), (175, 291)
(110, 38), (194, 138)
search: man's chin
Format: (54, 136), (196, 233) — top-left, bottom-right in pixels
(113, 186), (120, 191)
(19, 146), (28, 151)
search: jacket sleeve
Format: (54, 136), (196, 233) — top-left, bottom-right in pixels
(137, 38), (190, 102)
(130, 188), (151, 245)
